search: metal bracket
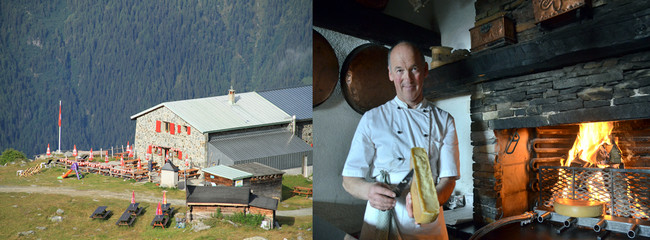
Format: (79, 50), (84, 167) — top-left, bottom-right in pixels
(505, 131), (520, 154)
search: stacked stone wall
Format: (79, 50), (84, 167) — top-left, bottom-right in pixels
(134, 107), (207, 169)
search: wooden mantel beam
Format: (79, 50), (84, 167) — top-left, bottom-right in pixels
(424, 1), (650, 100)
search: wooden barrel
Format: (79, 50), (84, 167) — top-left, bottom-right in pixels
(340, 44), (395, 114)
(313, 30), (339, 107)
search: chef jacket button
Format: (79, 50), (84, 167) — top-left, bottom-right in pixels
(424, 134), (429, 137)
(397, 130), (402, 134)
(398, 157), (404, 161)
(397, 106), (402, 110)
(423, 109), (428, 113)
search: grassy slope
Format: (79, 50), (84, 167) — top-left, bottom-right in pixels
(0, 159), (313, 239)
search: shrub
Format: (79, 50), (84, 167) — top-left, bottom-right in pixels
(0, 148), (27, 165)
(226, 212), (265, 227)
(215, 208), (223, 219)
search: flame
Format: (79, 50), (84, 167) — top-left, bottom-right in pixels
(555, 121), (615, 205)
(562, 122), (615, 167)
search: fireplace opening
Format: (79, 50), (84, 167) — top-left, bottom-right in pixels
(486, 119), (650, 237)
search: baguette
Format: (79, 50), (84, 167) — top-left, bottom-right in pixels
(410, 147), (439, 224)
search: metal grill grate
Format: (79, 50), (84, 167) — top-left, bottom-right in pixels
(539, 166), (650, 219)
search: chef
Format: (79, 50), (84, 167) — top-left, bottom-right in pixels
(341, 41), (460, 239)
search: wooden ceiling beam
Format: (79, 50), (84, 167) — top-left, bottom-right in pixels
(313, 0), (441, 57)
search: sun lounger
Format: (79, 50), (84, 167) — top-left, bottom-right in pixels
(89, 206), (112, 220)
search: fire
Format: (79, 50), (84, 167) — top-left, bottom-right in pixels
(562, 121), (615, 168)
(555, 121), (616, 204)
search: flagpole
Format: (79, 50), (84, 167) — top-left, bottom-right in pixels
(58, 100), (61, 153)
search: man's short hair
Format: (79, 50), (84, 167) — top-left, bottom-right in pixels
(387, 41), (426, 68)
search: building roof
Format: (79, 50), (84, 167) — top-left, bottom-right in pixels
(202, 165), (254, 180)
(209, 129), (312, 162)
(258, 86), (312, 121)
(130, 91), (292, 134)
(231, 162), (284, 177)
(249, 194), (279, 210)
(161, 161), (179, 172)
(186, 185), (250, 205)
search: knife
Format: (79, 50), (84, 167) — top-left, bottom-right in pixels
(392, 169), (414, 198)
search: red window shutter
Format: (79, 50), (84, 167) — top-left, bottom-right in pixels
(170, 123), (175, 135)
(187, 126), (191, 135)
(178, 151), (182, 159)
(155, 121), (161, 132)
(178, 125), (181, 134)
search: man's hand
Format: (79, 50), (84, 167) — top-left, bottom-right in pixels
(405, 177), (457, 219)
(367, 182), (397, 211)
(342, 176), (397, 211)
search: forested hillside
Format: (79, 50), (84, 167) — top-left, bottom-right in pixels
(0, 0), (312, 157)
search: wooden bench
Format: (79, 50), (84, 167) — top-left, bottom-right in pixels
(179, 168), (200, 179)
(292, 186), (313, 198)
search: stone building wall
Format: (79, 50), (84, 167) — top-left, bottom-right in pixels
(297, 122), (313, 145)
(134, 106), (207, 169)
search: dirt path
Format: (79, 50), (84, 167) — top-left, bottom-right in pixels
(0, 185), (186, 205)
(0, 185), (312, 216)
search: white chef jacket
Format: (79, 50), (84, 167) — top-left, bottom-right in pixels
(342, 97), (460, 240)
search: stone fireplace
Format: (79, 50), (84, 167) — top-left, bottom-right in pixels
(424, 0), (650, 227)
(471, 53), (650, 224)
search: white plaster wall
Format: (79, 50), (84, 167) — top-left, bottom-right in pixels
(313, 1), (476, 203)
(313, 27), (370, 205)
(433, 0), (475, 51)
(431, 0), (476, 198)
(432, 96), (473, 195)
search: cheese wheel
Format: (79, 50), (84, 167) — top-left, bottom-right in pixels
(553, 198), (604, 218)
(410, 147), (439, 224)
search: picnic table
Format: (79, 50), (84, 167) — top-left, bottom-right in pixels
(161, 203), (173, 216)
(115, 210), (136, 226)
(89, 206), (112, 220)
(123, 159), (139, 166)
(292, 186), (313, 198)
(179, 168), (200, 179)
(126, 203), (144, 216)
(151, 214), (169, 229)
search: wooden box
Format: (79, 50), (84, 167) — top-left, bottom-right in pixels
(533, 0), (588, 23)
(470, 15), (516, 52)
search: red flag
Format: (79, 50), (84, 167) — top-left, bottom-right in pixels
(131, 190), (135, 204)
(58, 102), (61, 127)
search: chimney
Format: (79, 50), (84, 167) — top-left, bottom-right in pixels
(228, 86), (235, 104)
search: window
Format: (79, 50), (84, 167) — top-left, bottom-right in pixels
(185, 126), (191, 135)
(164, 122), (170, 132)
